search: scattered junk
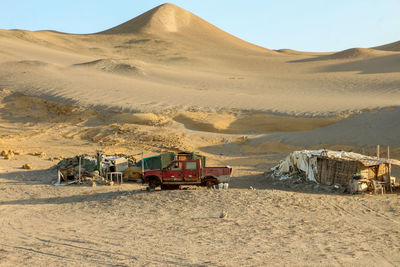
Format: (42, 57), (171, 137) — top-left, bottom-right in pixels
(219, 210), (228, 219)
(270, 148), (400, 194)
(54, 152), (132, 186)
(215, 183), (229, 190)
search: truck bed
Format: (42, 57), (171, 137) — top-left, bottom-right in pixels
(201, 167), (232, 183)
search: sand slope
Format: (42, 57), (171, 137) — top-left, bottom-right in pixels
(0, 4), (399, 115)
(373, 40), (400, 51)
(329, 48), (390, 59)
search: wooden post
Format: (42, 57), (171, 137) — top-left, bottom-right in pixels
(388, 146), (392, 192)
(141, 152), (145, 177)
(387, 146), (391, 178)
(78, 156), (82, 183)
(377, 145), (380, 159)
(57, 170), (61, 184)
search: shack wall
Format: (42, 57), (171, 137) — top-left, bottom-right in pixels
(317, 157), (359, 186)
(317, 159), (390, 185)
(377, 164), (388, 181)
(362, 163), (389, 181)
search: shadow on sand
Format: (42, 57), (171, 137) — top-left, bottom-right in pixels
(229, 173), (348, 196)
(0, 189), (148, 206)
(0, 168), (56, 185)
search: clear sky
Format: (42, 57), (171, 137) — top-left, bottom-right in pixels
(1, 0), (399, 52)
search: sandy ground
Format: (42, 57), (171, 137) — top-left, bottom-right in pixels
(1, 3), (400, 266)
(1, 155), (400, 266)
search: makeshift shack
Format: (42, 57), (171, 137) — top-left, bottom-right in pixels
(272, 149), (400, 192)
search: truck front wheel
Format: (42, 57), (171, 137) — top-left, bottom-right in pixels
(148, 178), (160, 190)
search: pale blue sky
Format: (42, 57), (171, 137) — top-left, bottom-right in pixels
(1, 0), (399, 52)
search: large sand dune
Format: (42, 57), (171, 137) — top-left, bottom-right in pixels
(0, 3), (399, 115)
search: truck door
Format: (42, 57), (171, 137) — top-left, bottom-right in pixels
(162, 161), (184, 182)
(184, 160), (200, 182)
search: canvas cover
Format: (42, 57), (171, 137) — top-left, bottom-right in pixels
(136, 153), (175, 170)
(136, 152), (207, 171)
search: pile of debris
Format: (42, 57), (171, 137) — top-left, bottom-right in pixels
(54, 152), (139, 186)
(269, 149), (400, 194)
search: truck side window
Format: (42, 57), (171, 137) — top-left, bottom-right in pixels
(167, 162), (182, 171)
(186, 162), (197, 170)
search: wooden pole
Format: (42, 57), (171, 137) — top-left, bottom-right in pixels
(78, 156), (82, 183)
(388, 146), (392, 192)
(377, 145), (380, 159)
(141, 152), (145, 177)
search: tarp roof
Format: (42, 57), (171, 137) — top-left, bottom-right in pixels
(293, 149), (400, 167)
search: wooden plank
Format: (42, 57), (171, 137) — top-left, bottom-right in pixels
(321, 158), (330, 185)
(315, 158), (323, 183)
(326, 159), (336, 185)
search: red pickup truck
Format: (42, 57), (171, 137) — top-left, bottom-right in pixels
(143, 159), (232, 190)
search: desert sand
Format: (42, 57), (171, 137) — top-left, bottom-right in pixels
(1, 3), (400, 266)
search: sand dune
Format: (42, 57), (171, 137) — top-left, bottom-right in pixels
(101, 3), (200, 34)
(373, 40), (400, 51)
(275, 48), (318, 55)
(290, 47), (397, 63)
(100, 3), (271, 53)
(329, 47), (389, 59)
(323, 53), (400, 74)
(0, 4), (399, 115)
